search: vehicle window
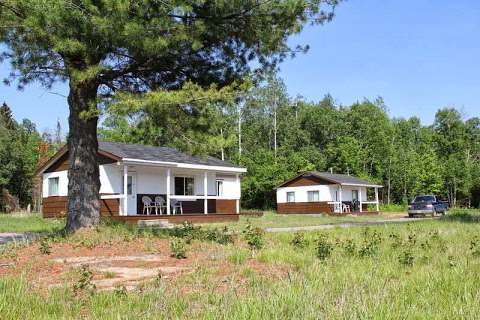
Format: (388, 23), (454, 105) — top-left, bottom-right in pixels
(414, 196), (435, 202)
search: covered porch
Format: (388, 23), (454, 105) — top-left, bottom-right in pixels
(100, 159), (245, 221)
(328, 183), (382, 214)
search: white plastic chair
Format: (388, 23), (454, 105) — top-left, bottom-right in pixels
(154, 196), (167, 214)
(170, 199), (183, 215)
(142, 196), (155, 215)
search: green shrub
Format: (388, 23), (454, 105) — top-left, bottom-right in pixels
(243, 223), (265, 250)
(342, 238), (356, 257)
(204, 227), (234, 245)
(290, 231), (309, 249)
(73, 264), (96, 294)
(315, 234), (333, 261)
(398, 250), (415, 267)
(170, 238), (187, 259)
(39, 238), (51, 255)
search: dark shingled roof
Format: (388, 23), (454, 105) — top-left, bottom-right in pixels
(278, 171), (382, 188)
(99, 141), (240, 168)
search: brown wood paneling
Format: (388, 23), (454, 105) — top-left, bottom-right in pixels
(114, 213), (239, 224)
(44, 152), (117, 173)
(215, 199), (236, 214)
(277, 202), (334, 214)
(283, 176), (331, 187)
(136, 195), (232, 215)
(42, 195), (119, 218)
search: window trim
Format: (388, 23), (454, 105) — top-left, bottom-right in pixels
(174, 176), (195, 196)
(286, 191), (295, 203)
(48, 177), (60, 196)
(307, 190), (320, 202)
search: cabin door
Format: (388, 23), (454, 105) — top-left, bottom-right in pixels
(126, 173), (137, 215)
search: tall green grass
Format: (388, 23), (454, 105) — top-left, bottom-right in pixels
(2, 214), (480, 319)
(0, 213), (62, 233)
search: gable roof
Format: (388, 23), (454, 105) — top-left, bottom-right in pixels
(37, 141), (245, 174)
(98, 141), (239, 168)
(277, 171), (383, 188)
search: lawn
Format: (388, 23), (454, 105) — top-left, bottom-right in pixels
(206, 210), (408, 231)
(0, 212), (63, 233)
(1, 210), (480, 319)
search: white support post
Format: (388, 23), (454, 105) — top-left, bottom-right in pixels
(338, 185), (343, 214)
(235, 174), (240, 214)
(166, 168), (171, 215)
(358, 188), (363, 213)
(204, 171), (208, 214)
(375, 187), (380, 212)
(123, 164), (128, 216)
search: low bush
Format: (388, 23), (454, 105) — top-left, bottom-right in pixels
(243, 223), (265, 251)
(73, 264), (96, 295)
(170, 238), (187, 259)
(39, 238), (51, 255)
(315, 234), (333, 261)
(290, 231), (309, 249)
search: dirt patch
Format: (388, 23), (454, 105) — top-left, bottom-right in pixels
(0, 233), (290, 293)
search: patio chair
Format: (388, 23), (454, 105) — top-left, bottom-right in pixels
(342, 203), (351, 213)
(170, 199), (183, 215)
(154, 196), (167, 214)
(142, 196), (155, 215)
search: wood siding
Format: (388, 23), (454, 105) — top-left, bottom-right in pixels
(114, 213), (239, 224)
(42, 196), (120, 218)
(283, 176), (331, 187)
(277, 202), (334, 214)
(277, 202), (376, 215)
(43, 196), (236, 218)
(44, 152), (117, 173)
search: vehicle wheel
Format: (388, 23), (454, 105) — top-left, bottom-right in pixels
(432, 210), (436, 217)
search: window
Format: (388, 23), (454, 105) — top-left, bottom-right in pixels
(216, 180), (224, 196)
(307, 190), (319, 202)
(175, 177), (195, 195)
(48, 177), (59, 196)
(286, 191), (295, 203)
(352, 190), (359, 202)
(121, 176), (134, 195)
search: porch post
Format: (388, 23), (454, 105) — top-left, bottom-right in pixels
(358, 188), (363, 213)
(235, 174), (240, 214)
(123, 164), (128, 216)
(204, 171), (208, 214)
(166, 168), (171, 215)
(338, 185), (343, 213)
(375, 187), (380, 212)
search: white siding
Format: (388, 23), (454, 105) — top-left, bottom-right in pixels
(42, 171), (69, 197)
(43, 165), (241, 200)
(277, 185), (367, 203)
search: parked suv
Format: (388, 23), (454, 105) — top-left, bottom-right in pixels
(408, 195), (448, 217)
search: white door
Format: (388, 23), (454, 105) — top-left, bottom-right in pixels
(126, 173), (137, 215)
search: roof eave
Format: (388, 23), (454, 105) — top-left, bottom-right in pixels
(121, 158), (247, 173)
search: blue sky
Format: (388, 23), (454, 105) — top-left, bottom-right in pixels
(1, 0), (479, 134)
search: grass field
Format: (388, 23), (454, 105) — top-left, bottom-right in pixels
(1, 210), (480, 319)
(0, 212), (62, 233)
(206, 210), (407, 230)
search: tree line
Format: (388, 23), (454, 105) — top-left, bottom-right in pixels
(100, 75), (480, 209)
(0, 102), (59, 212)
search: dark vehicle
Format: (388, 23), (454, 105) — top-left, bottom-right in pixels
(408, 195), (448, 217)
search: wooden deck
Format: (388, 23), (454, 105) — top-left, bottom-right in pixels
(113, 213), (240, 224)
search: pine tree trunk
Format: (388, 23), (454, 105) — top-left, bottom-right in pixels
(65, 81), (100, 232)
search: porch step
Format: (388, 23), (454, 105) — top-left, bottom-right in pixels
(137, 219), (174, 229)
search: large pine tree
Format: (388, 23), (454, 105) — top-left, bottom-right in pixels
(0, 0), (340, 231)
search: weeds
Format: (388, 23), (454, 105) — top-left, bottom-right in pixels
(243, 223), (265, 251)
(290, 231), (309, 249)
(39, 238), (51, 255)
(73, 264), (96, 295)
(315, 234), (333, 261)
(170, 238), (187, 259)
(398, 249), (415, 267)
